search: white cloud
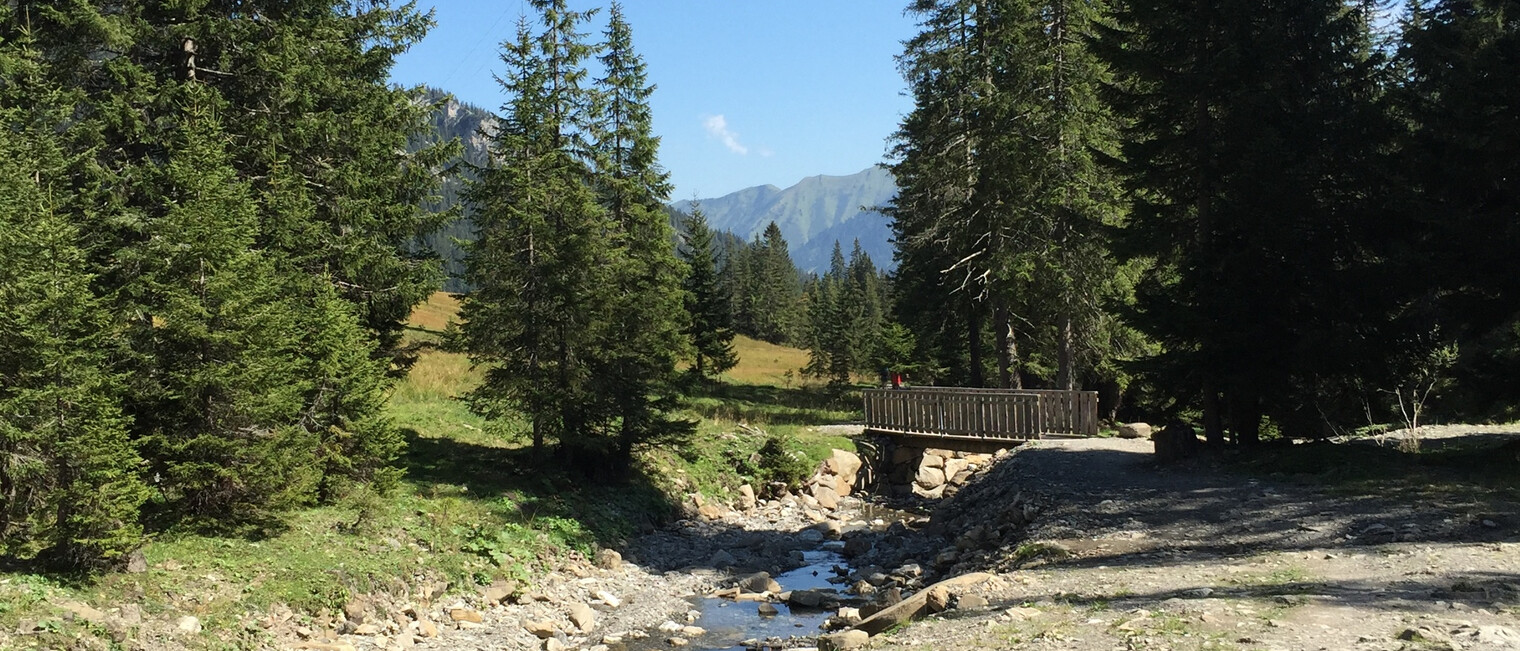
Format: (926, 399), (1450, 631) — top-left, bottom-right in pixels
(703, 114), (749, 155)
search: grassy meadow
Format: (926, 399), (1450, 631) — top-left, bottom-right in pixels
(0, 292), (862, 649)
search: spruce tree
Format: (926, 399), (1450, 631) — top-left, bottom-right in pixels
(0, 44), (149, 567)
(1101, 0), (1391, 443)
(129, 92), (320, 521)
(680, 204), (739, 378)
(1400, 0), (1520, 415)
(461, 4), (608, 460)
(589, 3), (692, 466)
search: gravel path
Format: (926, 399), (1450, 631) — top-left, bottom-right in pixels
(875, 433), (1520, 651)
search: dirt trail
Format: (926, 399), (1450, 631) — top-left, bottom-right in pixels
(877, 434), (1520, 651)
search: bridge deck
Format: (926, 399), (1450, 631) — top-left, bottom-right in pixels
(862, 387), (1099, 445)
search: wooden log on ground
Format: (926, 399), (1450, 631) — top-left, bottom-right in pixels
(851, 572), (993, 636)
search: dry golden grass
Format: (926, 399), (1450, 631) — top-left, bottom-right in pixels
(723, 335), (813, 386)
(407, 291), (462, 332)
(404, 292), (819, 389)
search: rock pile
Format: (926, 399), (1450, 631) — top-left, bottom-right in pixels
(883, 446), (1001, 499)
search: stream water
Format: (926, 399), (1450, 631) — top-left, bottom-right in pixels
(626, 504), (921, 651)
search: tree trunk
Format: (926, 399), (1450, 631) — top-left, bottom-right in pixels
(1056, 311), (1076, 391)
(1230, 390), (1261, 447)
(966, 299), (985, 387)
(1202, 378), (1225, 447)
(993, 303), (1022, 389)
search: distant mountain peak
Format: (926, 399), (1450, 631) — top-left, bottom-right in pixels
(671, 166), (898, 272)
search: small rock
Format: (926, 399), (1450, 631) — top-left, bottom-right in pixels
(681, 625), (706, 637)
(482, 581), (517, 605)
(925, 586), (950, 613)
(449, 608), (483, 624)
(1005, 607), (1042, 620)
(596, 548), (623, 570)
(798, 529), (826, 544)
(568, 603), (597, 632)
(659, 620), (685, 633)
(524, 620), (557, 639)
(344, 598), (370, 624)
(176, 615), (202, 634)
(543, 639), (566, 651)
(1483, 519), (1500, 529)
(353, 623), (381, 635)
(1183, 588), (1214, 598)
(56, 600), (107, 623)
(739, 484), (758, 510)
(595, 589), (622, 608)
(667, 637), (689, 647)
(1117, 422), (1152, 439)
(417, 617), (439, 638)
(740, 572), (782, 594)
(957, 594), (989, 610)
(820, 629), (870, 650)
(125, 549), (148, 574)
(710, 549), (738, 568)
(758, 603), (780, 617)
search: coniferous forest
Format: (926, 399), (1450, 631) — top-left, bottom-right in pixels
(0, 0), (1516, 587)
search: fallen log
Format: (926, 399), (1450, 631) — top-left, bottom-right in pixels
(849, 572), (993, 636)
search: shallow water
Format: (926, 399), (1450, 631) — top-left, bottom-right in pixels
(628, 548), (849, 651)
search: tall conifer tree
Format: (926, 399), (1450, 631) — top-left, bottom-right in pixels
(680, 204), (739, 378)
(0, 42), (149, 566)
(589, 3), (692, 465)
(461, 3), (608, 459)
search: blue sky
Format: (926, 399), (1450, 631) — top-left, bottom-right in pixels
(389, 2), (918, 199)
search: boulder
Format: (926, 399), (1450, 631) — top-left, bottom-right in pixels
(789, 590), (825, 608)
(825, 449), (863, 493)
(125, 549), (148, 574)
(738, 484), (757, 510)
(925, 586), (951, 613)
(56, 601), (107, 623)
(919, 452), (946, 470)
(1118, 422), (1152, 439)
(942, 458), (971, 484)
(697, 503), (727, 520)
(911, 483), (945, 499)
(813, 484), (839, 510)
(814, 520), (844, 540)
(757, 603), (780, 617)
(914, 466), (946, 490)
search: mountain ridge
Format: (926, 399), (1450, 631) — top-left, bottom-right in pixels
(671, 166), (898, 272)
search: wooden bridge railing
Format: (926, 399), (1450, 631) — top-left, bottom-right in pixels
(862, 387), (1100, 442)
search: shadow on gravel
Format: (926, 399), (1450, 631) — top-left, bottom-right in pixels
(980, 570), (1520, 615)
(930, 436), (1520, 575)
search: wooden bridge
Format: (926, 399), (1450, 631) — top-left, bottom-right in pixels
(862, 387), (1100, 451)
